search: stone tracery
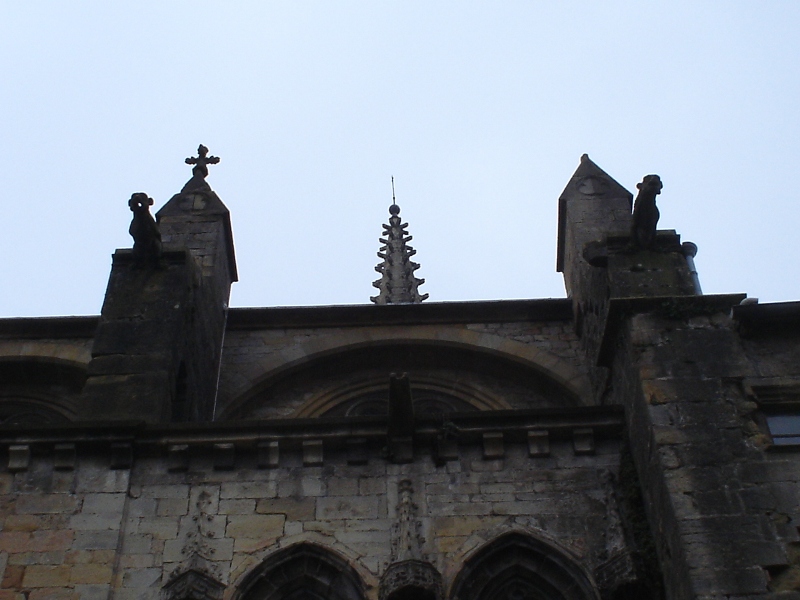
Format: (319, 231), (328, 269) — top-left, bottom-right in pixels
(234, 544), (367, 600)
(450, 533), (601, 600)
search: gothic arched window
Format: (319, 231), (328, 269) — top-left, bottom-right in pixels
(235, 544), (366, 600)
(0, 359), (83, 425)
(450, 533), (600, 600)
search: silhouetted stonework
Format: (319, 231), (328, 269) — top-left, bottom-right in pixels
(128, 193), (163, 269)
(630, 174), (663, 251)
(0, 152), (798, 600)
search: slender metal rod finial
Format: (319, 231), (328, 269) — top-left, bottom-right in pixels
(391, 176), (396, 205)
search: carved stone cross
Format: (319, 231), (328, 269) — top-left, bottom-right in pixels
(185, 144), (220, 179)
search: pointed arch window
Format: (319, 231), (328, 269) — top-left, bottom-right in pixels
(234, 544), (366, 600)
(450, 533), (601, 600)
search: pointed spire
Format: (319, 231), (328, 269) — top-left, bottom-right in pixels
(371, 180), (428, 305)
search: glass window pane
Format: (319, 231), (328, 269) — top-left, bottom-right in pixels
(766, 414), (800, 437)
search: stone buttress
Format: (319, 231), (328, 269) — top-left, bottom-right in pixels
(560, 156), (795, 597)
(79, 146), (237, 423)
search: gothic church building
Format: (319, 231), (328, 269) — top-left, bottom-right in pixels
(0, 150), (799, 600)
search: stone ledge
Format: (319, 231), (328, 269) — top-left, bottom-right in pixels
(597, 294), (747, 367)
(733, 300), (800, 337)
(227, 299), (573, 330)
(0, 407), (623, 471)
(0, 317), (99, 340)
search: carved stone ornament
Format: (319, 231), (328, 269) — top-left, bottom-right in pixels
(390, 479), (424, 562)
(381, 480), (443, 600)
(181, 145), (220, 194)
(128, 192), (163, 268)
(371, 190), (428, 305)
(630, 174), (663, 250)
(167, 487), (227, 586)
(185, 144), (220, 179)
(379, 559), (443, 600)
(162, 568), (225, 600)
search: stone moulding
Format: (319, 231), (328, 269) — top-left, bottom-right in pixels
(379, 559), (443, 600)
(162, 568), (225, 600)
(225, 298), (574, 330)
(0, 406), (623, 470)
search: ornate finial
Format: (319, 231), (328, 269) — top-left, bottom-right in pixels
(630, 174), (663, 250)
(184, 144), (220, 179)
(380, 480), (443, 600)
(128, 193), (163, 269)
(371, 181), (428, 305)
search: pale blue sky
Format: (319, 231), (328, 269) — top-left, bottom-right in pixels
(2, 2), (799, 316)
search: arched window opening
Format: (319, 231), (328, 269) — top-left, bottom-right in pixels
(0, 401), (70, 425)
(221, 340), (584, 422)
(235, 544), (366, 600)
(450, 533), (600, 600)
(0, 359), (83, 424)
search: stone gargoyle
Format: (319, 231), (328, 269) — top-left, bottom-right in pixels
(128, 192), (163, 268)
(630, 174), (663, 250)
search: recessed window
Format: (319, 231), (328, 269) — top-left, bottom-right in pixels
(766, 413), (800, 446)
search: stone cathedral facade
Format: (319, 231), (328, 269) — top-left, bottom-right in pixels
(0, 150), (799, 600)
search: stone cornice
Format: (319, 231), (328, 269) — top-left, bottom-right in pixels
(0, 406), (622, 445)
(227, 298), (573, 330)
(0, 315), (99, 339)
(732, 300), (800, 337)
(597, 293), (747, 367)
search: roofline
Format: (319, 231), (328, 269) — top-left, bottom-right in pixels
(0, 298), (574, 338)
(732, 300), (800, 336)
(227, 298), (573, 330)
(0, 316), (99, 339)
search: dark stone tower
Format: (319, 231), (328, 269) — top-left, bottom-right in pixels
(558, 155), (698, 374)
(558, 156), (793, 597)
(79, 146), (236, 423)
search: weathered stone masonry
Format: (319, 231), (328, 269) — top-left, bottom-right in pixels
(0, 409), (625, 600)
(2, 152), (800, 600)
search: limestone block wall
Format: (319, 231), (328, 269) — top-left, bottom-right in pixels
(0, 457), (129, 600)
(0, 435), (624, 600)
(737, 331), (800, 593)
(609, 302), (798, 598)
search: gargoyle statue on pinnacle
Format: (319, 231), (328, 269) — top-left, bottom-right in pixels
(128, 192), (163, 269)
(630, 174), (663, 250)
